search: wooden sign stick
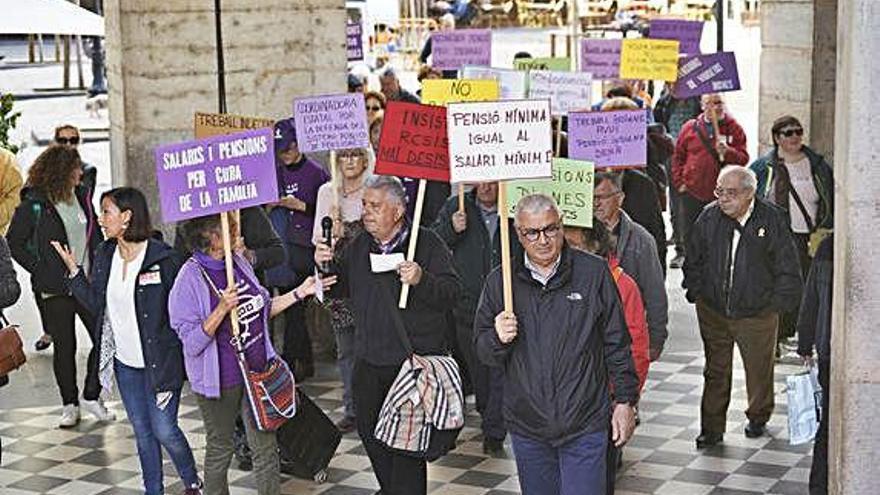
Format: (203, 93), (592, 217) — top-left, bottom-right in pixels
(555, 118), (563, 157)
(458, 183), (465, 213)
(497, 181), (514, 312)
(329, 150), (339, 214)
(398, 178), (427, 309)
(708, 106), (721, 145)
(220, 211), (241, 337)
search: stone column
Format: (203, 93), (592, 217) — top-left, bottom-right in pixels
(808, 0), (837, 161)
(104, 0), (346, 233)
(829, 0), (880, 493)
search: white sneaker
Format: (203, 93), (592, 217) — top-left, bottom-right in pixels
(81, 399), (117, 422)
(59, 404), (80, 428)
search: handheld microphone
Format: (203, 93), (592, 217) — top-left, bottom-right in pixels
(320, 216), (333, 273)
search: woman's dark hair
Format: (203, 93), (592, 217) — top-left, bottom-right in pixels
(26, 145), (82, 203)
(180, 215), (223, 254)
(770, 115), (802, 147)
(100, 187), (153, 242)
(582, 218), (615, 258)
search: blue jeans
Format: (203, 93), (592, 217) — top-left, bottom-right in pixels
(115, 360), (199, 494)
(511, 429), (608, 495)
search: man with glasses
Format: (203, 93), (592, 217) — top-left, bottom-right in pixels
(671, 94), (749, 268)
(54, 125), (97, 197)
(474, 194), (638, 495)
(594, 171), (668, 361)
(683, 167), (802, 448)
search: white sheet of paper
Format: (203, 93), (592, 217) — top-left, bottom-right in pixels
(313, 267), (324, 303)
(370, 253), (405, 273)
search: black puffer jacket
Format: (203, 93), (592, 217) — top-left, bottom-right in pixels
(797, 235), (833, 362)
(474, 247), (638, 446)
(683, 198), (803, 318)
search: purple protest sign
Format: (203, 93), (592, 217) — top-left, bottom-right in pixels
(432, 29), (492, 70)
(649, 19), (703, 56)
(293, 93), (370, 153)
(674, 52), (741, 98)
(154, 128), (278, 223)
(568, 110), (647, 168)
(347, 21), (363, 61)
(580, 39), (621, 80)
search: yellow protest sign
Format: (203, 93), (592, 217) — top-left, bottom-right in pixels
(421, 79), (501, 107)
(194, 112), (275, 139)
(619, 39), (680, 81)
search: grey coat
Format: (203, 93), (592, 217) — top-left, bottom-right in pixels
(617, 212), (668, 352)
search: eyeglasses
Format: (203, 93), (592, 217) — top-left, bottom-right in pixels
(778, 128), (804, 138)
(366, 105), (382, 111)
(56, 136), (80, 145)
(593, 191), (621, 202)
(714, 187), (744, 199)
(519, 222), (561, 243)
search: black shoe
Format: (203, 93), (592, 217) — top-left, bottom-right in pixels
(670, 254), (685, 269)
(695, 431), (723, 449)
(336, 416), (356, 434)
(483, 437), (506, 457)
(237, 457), (253, 471)
(744, 421), (767, 438)
(34, 335), (52, 351)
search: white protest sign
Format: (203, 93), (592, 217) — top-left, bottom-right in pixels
(527, 70), (593, 116)
(461, 66), (528, 100)
(447, 99), (553, 183)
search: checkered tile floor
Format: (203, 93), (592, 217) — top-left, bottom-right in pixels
(0, 351), (812, 494)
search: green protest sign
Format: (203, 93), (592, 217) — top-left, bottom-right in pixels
(514, 57), (572, 71)
(504, 158), (595, 227)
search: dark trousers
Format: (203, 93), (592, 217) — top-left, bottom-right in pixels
(456, 317), (506, 441)
(779, 233), (812, 341)
(511, 429), (608, 495)
(353, 360), (427, 495)
(679, 193), (709, 257)
(281, 244), (315, 366)
(697, 301), (778, 433)
(810, 359), (830, 495)
(35, 294), (100, 405)
(667, 172), (685, 256)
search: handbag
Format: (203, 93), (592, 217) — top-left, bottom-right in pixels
(0, 312), (26, 377)
(197, 262), (297, 431)
(376, 276), (462, 461)
(784, 167), (832, 257)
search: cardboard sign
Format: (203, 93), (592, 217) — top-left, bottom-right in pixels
(514, 57), (571, 71)
(421, 79), (500, 107)
(194, 112), (274, 139)
(580, 39), (621, 80)
(461, 66), (528, 100)
(619, 39), (680, 81)
(347, 21), (364, 61)
(674, 52), (741, 98)
(375, 102), (449, 182)
(505, 158), (595, 227)
(154, 128), (278, 223)
(293, 94), (370, 152)
(528, 70), (592, 116)
(568, 110), (647, 168)
(649, 19), (703, 56)
(432, 29), (492, 70)
(447, 99), (553, 183)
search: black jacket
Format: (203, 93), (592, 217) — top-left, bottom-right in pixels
(69, 238), (186, 392)
(0, 237), (21, 311)
(332, 226), (460, 367)
(474, 247), (639, 445)
(797, 235), (833, 362)
(431, 191), (523, 322)
(683, 198), (803, 318)
(6, 186), (101, 294)
(622, 168), (666, 271)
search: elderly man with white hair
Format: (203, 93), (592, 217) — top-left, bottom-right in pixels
(379, 66), (420, 104)
(474, 193), (638, 495)
(683, 166), (803, 449)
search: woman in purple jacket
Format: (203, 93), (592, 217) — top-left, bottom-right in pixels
(168, 214), (334, 495)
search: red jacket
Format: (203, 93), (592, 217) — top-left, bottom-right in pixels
(671, 113), (749, 202)
(609, 257), (650, 393)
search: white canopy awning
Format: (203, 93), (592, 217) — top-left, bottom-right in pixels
(0, 0), (105, 37)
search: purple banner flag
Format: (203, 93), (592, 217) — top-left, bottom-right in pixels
(293, 93), (370, 152)
(580, 39), (621, 80)
(568, 110), (647, 168)
(649, 19), (704, 56)
(432, 29), (492, 70)
(674, 52), (741, 98)
(154, 128), (278, 223)
(347, 21), (364, 61)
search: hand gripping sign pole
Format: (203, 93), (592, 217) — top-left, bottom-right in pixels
(496, 182), (514, 311)
(398, 179), (428, 308)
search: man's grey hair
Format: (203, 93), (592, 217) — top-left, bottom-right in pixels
(379, 66), (398, 80)
(514, 194), (562, 225)
(364, 175), (407, 206)
(718, 165), (757, 191)
(594, 170), (624, 192)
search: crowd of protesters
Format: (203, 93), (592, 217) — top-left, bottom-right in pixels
(0, 55), (837, 495)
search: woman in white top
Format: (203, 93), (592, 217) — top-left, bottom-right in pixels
(53, 187), (202, 495)
(312, 147), (373, 433)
